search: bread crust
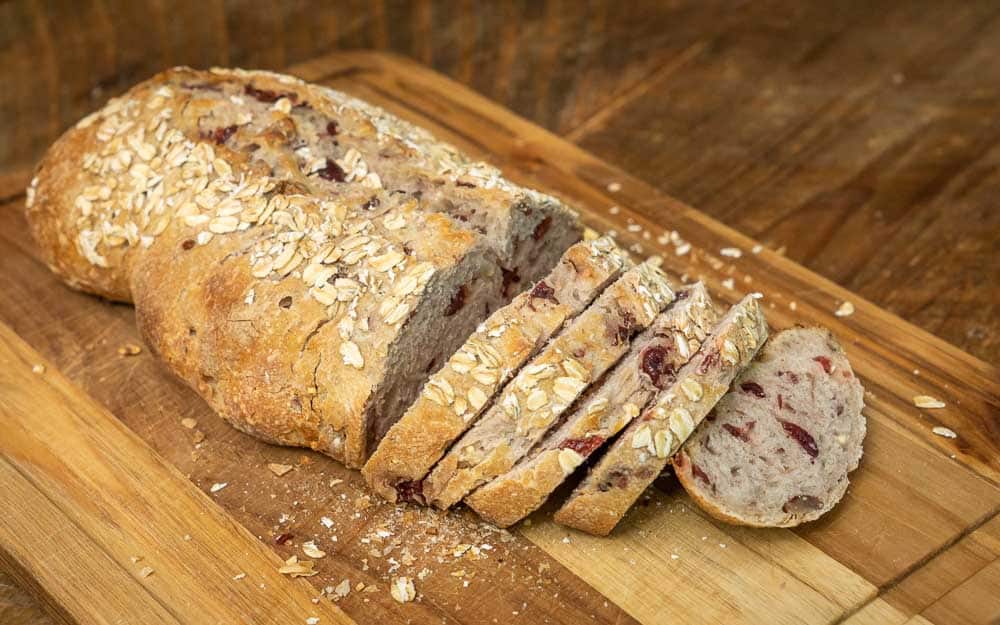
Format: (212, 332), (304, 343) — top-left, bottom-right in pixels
(554, 295), (769, 536)
(424, 260), (676, 509)
(362, 237), (630, 502)
(26, 67), (580, 468)
(465, 283), (719, 527)
(673, 327), (865, 527)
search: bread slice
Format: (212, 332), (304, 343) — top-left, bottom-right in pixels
(554, 295), (768, 535)
(673, 327), (866, 527)
(25, 67), (581, 468)
(362, 236), (630, 502)
(423, 259), (676, 509)
(465, 283), (719, 526)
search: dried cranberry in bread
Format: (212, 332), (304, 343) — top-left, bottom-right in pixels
(466, 283), (719, 526)
(362, 236), (630, 502)
(674, 327), (866, 527)
(554, 295), (768, 535)
(24, 67), (581, 468)
(423, 259), (675, 509)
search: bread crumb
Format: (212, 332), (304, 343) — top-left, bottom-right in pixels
(210, 482), (228, 493)
(675, 242), (691, 256)
(192, 430), (206, 443)
(721, 278), (735, 290)
(278, 556), (318, 577)
(607, 182), (621, 192)
(320, 516), (334, 528)
(932, 426), (957, 439)
(302, 541), (327, 559)
(181, 418), (197, 429)
(390, 576), (415, 603)
(31, 363), (45, 374)
(751, 244), (763, 254)
(720, 247), (742, 258)
(233, 572), (246, 580)
(914, 395), (945, 409)
(608, 205), (620, 215)
(268, 463), (294, 477)
(306, 617), (319, 625)
(834, 301), (855, 317)
(139, 566), (154, 578)
(117, 343), (143, 356)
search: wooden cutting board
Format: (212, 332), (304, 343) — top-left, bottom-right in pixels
(0, 51), (997, 625)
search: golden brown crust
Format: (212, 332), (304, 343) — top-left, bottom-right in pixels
(26, 66), (580, 468)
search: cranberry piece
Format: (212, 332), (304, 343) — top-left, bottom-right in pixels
(779, 419), (819, 459)
(558, 435), (606, 456)
(609, 311), (636, 345)
(698, 350), (720, 374)
(640, 345), (675, 388)
(813, 356), (833, 374)
(394, 479), (425, 504)
(675, 289), (690, 299)
(326, 120), (339, 136)
(278, 296), (293, 309)
(361, 196), (380, 210)
(444, 285), (467, 316)
(598, 468), (630, 491)
(207, 125), (237, 145)
(530, 281), (559, 303)
(740, 381), (766, 398)
(532, 216), (552, 241)
(782, 495), (824, 514)
(777, 370), (800, 384)
(244, 84), (296, 103)
(181, 239), (195, 250)
(314, 158), (346, 182)
(274, 533), (294, 545)
(722, 420), (756, 442)
(691, 463), (712, 485)
(455, 180), (476, 188)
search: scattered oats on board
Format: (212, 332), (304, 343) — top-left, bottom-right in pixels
(675, 242), (691, 256)
(306, 618), (320, 625)
(720, 247), (742, 258)
(117, 343), (142, 356)
(320, 516), (335, 529)
(180, 418), (197, 429)
(914, 395), (946, 409)
(279, 556), (318, 577)
(932, 426), (957, 439)
(138, 566), (154, 578)
(390, 576), (416, 603)
(608, 205), (620, 215)
(31, 363), (45, 374)
(333, 578), (351, 599)
(607, 182), (622, 192)
(210, 482), (227, 493)
(268, 463), (294, 477)
(834, 301), (855, 317)
(302, 541), (327, 559)
(233, 572), (246, 581)
(721, 278), (735, 290)
(751, 244), (763, 254)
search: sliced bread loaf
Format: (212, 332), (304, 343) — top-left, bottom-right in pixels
(673, 327), (866, 527)
(25, 67), (582, 468)
(465, 283), (719, 526)
(423, 259), (676, 509)
(553, 295), (768, 535)
(362, 236), (630, 502)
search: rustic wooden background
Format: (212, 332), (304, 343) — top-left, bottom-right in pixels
(2, 1), (999, 622)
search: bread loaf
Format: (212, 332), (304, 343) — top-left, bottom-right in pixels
(362, 236), (630, 502)
(25, 67), (581, 468)
(554, 295), (768, 535)
(673, 327), (866, 527)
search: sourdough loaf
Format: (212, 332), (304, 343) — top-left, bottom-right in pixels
(423, 259), (675, 509)
(362, 236), (630, 502)
(554, 295), (768, 535)
(25, 67), (581, 468)
(465, 283), (719, 526)
(674, 327), (866, 527)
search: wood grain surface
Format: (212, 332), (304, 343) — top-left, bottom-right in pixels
(0, 1), (997, 365)
(0, 50), (997, 625)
